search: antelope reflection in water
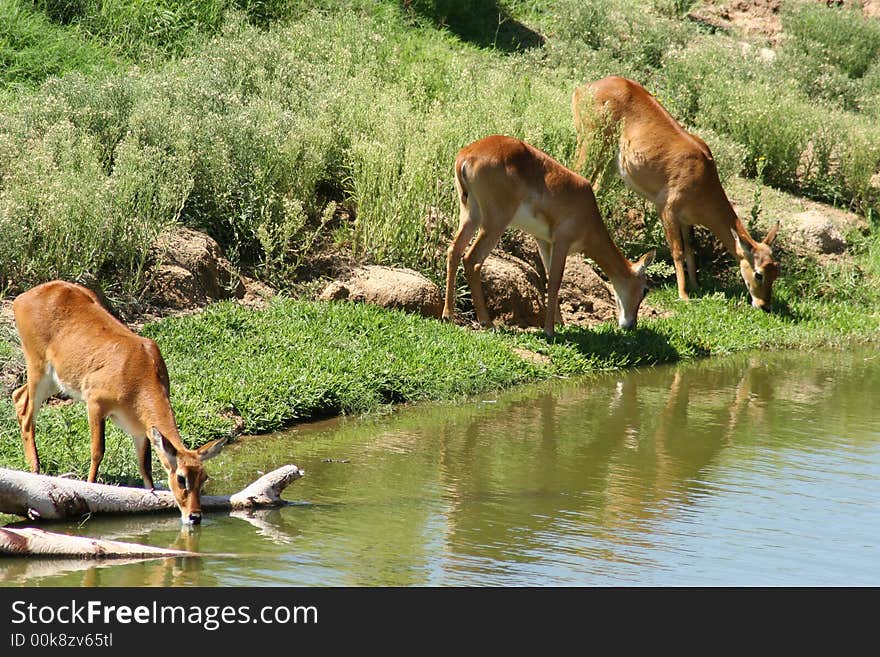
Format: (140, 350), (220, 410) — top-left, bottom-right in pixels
(435, 355), (777, 564)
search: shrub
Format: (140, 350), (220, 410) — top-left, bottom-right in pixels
(32, 0), (228, 60)
(658, 39), (763, 126)
(2, 0), (879, 301)
(0, 117), (186, 295)
(783, 3), (880, 79)
(776, 48), (863, 113)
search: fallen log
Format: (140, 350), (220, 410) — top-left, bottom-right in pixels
(0, 527), (196, 558)
(0, 465), (305, 521)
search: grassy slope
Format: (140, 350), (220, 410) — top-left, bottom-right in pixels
(6, 1), (880, 296)
(1, 288), (877, 483)
(0, 0), (120, 88)
(1, 0), (880, 483)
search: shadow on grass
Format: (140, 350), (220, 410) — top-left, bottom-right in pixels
(403, 0), (545, 52)
(685, 278), (797, 320)
(551, 324), (699, 365)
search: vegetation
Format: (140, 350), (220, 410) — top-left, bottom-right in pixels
(0, 0), (120, 87)
(2, 286), (877, 483)
(1, 1), (879, 481)
(2, 0), (879, 294)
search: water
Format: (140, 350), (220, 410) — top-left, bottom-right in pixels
(3, 347), (879, 586)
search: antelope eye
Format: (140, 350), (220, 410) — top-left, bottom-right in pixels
(177, 474), (187, 489)
(754, 271), (764, 282)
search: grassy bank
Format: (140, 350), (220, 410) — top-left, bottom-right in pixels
(1, 0), (880, 484)
(1, 285), (878, 484)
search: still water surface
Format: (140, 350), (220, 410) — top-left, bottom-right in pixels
(3, 347), (879, 586)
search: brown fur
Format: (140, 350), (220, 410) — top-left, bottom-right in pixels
(12, 280), (225, 523)
(443, 135), (654, 335)
(573, 76), (779, 309)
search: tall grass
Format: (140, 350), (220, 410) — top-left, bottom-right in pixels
(29, 0), (310, 60)
(0, 8), (587, 293)
(0, 0), (119, 88)
(783, 2), (880, 80)
(1, 0), (880, 299)
(661, 37), (880, 215)
(0, 74), (189, 296)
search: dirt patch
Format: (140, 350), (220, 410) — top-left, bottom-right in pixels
(692, 0), (880, 47)
(864, 1), (880, 18)
(690, 0), (783, 45)
(512, 347), (551, 366)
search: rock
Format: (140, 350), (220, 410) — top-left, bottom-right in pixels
(473, 241), (637, 329)
(499, 231), (545, 276)
(739, 41), (776, 63)
(146, 228), (245, 310)
(788, 210), (847, 254)
(319, 265), (443, 318)
(147, 264), (210, 309)
(480, 252), (546, 327)
(559, 255), (618, 324)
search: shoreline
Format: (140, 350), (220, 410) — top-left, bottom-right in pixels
(1, 290), (877, 487)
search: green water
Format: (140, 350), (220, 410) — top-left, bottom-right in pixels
(2, 347), (879, 586)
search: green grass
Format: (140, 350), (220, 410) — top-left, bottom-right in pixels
(2, 0), (880, 296)
(1, 286), (877, 483)
(26, 0), (311, 63)
(2, 0), (880, 485)
(0, 0), (120, 88)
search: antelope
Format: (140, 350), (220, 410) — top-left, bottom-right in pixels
(12, 280), (227, 524)
(572, 75), (780, 310)
(443, 135), (655, 336)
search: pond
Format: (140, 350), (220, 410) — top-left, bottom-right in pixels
(3, 347), (879, 586)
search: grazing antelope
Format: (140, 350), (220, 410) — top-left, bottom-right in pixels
(443, 135), (655, 336)
(573, 75), (780, 310)
(12, 280), (226, 524)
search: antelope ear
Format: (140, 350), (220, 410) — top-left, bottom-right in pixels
(763, 222), (779, 246)
(150, 427), (178, 470)
(731, 228), (752, 258)
(633, 249), (656, 275)
(196, 436), (228, 462)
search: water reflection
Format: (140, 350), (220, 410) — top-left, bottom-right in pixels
(3, 347), (879, 586)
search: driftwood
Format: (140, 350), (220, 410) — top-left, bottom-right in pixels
(0, 527), (196, 558)
(0, 465), (305, 521)
(0, 465), (304, 558)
